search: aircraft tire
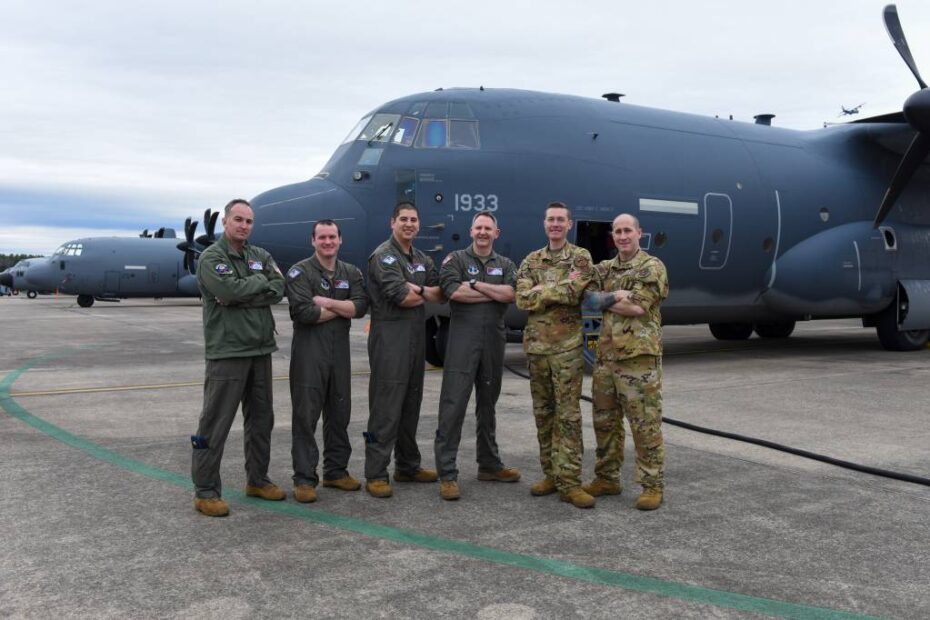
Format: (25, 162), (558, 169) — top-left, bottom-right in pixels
(709, 322), (753, 341)
(875, 302), (929, 351)
(754, 321), (796, 339)
(424, 317), (449, 367)
(77, 295), (95, 308)
(26, 290), (37, 299)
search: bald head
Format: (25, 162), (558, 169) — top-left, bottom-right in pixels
(612, 213), (642, 261)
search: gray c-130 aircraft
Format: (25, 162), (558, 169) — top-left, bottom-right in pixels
(237, 4), (930, 362)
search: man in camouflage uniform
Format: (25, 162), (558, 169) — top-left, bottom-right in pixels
(190, 199), (286, 517)
(516, 202), (596, 509)
(583, 213), (669, 510)
(434, 211), (521, 501)
(364, 202), (444, 498)
(286, 220), (369, 503)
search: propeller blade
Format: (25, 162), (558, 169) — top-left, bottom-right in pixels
(140, 229), (149, 238)
(874, 131), (930, 227)
(208, 210), (219, 239)
(883, 4), (927, 90)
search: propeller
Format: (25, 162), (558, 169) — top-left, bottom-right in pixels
(195, 209), (220, 247)
(139, 229), (151, 238)
(176, 217), (200, 274)
(874, 4), (930, 227)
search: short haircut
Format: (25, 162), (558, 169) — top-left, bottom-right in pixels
(471, 210), (497, 225)
(312, 219), (341, 238)
(392, 202), (418, 219)
(614, 213), (641, 229)
(224, 198), (251, 216)
(545, 201), (572, 219)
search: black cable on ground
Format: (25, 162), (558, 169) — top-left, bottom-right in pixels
(504, 363), (930, 488)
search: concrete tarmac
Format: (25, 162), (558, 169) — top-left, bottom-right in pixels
(1, 295), (928, 619)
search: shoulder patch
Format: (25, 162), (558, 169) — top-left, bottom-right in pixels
(287, 267), (302, 280)
(381, 254), (397, 265)
(215, 263), (232, 275)
(442, 253), (454, 266)
(573, 256), (590, 269)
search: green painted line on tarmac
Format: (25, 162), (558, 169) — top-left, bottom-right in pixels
(0, 352), (877, 620)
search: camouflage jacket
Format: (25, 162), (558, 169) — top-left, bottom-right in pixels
(516, 243), (594, 355)
(593, 250), (668, 361)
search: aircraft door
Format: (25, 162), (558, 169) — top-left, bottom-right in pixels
(700, 193), (732, 270)
(105, 271), (120, 294)
(148, 263), (159, 285)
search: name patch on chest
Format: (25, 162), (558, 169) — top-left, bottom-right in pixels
(334, 279), (350, 289)
(247, 260), (263, 271)
(486, 267), (503, 276)
(407, 263), (426, 273)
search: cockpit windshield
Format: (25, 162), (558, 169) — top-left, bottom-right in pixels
(344, 101), (480, 151)
(54, 243), (83, 256)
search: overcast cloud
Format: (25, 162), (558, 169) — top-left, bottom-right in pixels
(2, 0), (929, 254)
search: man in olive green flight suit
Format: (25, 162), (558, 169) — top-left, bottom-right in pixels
(364, 203), (444, 498)
(516, 202), (597, 509)
(433, 211), (521, 501)
(191, 198), (286, 517)
(286, 220), (369, 504)
(584, 213), (669, 510)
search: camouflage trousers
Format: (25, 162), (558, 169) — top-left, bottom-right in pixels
(527, 347), (584, 492)
(591, 354), (665, 490)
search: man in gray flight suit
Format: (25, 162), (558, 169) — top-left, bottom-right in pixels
(434, 211), (521, 501)
(191, 198), (286, 517)
(286, 219), (369, 503)
(364, 202), (444, 498)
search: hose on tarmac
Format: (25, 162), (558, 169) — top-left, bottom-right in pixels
(503, 363), (930, 488)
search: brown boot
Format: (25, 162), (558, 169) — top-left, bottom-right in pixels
(293, 484), (317, 503)
(635, 488), (663, 511)
(559, 487), (596, 509)
(393, 468), (439, 483)
(440, 480), (460, 501)
(193, 496), (230, 517)
(477, 467), (521, 483)
(530, 478), (557, 496)
(582, 478), (623, 497)
(366, 480), (393, 498)
(321, 475), (362, 491)
(245, 483), (286, 501)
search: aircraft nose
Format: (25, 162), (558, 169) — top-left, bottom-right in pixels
(251, 178), (366, 268)
(0, 273), (12, 287)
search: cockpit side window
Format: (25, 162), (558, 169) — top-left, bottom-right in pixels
(358, 114), (401, 143)
(342, 115), (371, 144)
(392, 117), (420, 147)
(450, 120), (479, 149)
(416, 120), (448, 148)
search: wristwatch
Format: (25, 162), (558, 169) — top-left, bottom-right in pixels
(417, 285), (425, 296)
(469, 279), (477, 290)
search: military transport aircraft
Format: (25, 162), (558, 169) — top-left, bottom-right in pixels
(839, 103), (865, 117)
(19, 219), (214, 307)
(0, 258), (53, 299)
(184, 4), (930, 364)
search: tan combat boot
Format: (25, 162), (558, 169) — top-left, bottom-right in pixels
(635, 488), (663, 511)
(477, 467), (521, 482)
(321, 475), (362, 491)
(440, 480), (461, 501)
(245, 483), (286, 501)
(366, 480), (393, 498)
(559, 487), (596, 509)
(393, 468), (439, 483)
(193, 497), (230, 517)
(582, 478), (623, 497)
(530, 478), (557, 496)
(293, 484), (317, 503)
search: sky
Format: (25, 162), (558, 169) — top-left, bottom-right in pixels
(2, 0), (929, 254)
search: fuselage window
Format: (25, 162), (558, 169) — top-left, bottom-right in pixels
(392, 117), (420, 147)
(342, 115), (371, 144)
(358, 114), (400, 143)
(449, 120), (479, 149)
(417, 119), (448, 148)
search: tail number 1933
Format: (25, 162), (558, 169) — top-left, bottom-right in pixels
(454, 193), (499, 212)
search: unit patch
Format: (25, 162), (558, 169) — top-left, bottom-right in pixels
(320, 279), (331, 290)
(466, 265), (480, 276)
(381, 254), (397, 265)
(287, 267), (302, 280)
(247, 260), (263, 271)
(215, 263), (232, 275)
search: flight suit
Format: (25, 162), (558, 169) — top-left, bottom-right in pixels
(590, 250), (669, 490)
(191, 235), (285, 499)
(434, 246), (517, 481)
(286, 255), (368, 488)
(364, 237), (439, 481)
(515, 243), (595, 493)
